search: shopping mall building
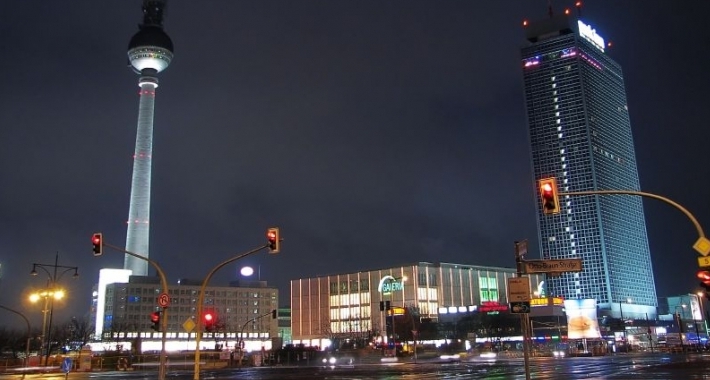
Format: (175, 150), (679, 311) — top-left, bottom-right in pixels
(290, 261), (545, 348)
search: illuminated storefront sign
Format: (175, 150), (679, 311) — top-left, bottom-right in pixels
(478, 301), (508, 313)
(377, 275), (404, 295)
(578, 20), (605, 52)
(530, 297), (565, 307)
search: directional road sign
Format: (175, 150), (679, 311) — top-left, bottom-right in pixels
(698, 256), (710, 268)
(523, 259), (582, 274)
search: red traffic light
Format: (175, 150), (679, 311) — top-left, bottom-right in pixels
(204, 313), (213, 322)
(151, 311), (160, 323)
(538, 178), (561, 215)
(92, 233), (103, 256)
(267, 227), (280, 254)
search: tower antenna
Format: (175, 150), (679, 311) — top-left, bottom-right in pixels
(575, 1), (583, 18)
(547, 0), (554, 18)
(141, 0), (167, 28)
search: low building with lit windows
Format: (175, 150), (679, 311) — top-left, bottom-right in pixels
(97, 275), (279, 353)
(290, 262), (544, 348)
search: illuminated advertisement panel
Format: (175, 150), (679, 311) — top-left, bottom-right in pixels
(564, 299), (602, 339)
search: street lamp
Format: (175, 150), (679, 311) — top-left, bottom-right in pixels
(29, 253), (79, 366)
(675, 304), (687, 352)
(697, 291), (708, 338)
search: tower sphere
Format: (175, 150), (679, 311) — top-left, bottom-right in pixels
(128, 26), (174, 73)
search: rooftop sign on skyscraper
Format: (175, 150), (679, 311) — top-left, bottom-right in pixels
(577, 20), (605, 52)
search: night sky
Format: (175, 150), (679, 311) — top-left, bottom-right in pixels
(1, 1), (709, 329)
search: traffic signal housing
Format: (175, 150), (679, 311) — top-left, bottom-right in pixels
(92, 233), (103, 256)
(538, 178), (560, 215)
(272, 309), (277, 319)
(150, 311), (161, 331)
(204, 312), (215, 332)
(267, 227), (280, 254)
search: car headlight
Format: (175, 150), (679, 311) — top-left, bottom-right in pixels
(329, 357), (337, 364)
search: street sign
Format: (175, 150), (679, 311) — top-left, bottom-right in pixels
(515, 240), (528, 258)
(157, 293), (170, 308)
(183, 318), (195, 333)
(523, 259), (583, 273)
(61, 357), (73, 373)
(698, 256), (710, 268)
(694, 237), (710, 256)
(510, 302), (531, 314)
(507, 277), (531, 302)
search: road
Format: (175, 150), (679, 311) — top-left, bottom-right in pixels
(3, 353), (710, 379)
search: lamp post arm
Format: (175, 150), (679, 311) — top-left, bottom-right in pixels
(0, 305), (31, 369)
(193, 243), (270, 380)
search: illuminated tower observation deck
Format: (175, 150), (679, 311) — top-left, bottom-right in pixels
(124, 0), (173, 275)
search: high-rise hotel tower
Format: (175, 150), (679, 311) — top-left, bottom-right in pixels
(124, 0), (173, 275)
(521, 14), (657, 318)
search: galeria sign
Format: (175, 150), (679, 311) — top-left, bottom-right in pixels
(378, 275), (404, 295)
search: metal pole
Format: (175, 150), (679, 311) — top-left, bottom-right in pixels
(103, 243), (169, 380)
(193, 244), (269, 380)
(39, 297), (49, 366)
(0, 305), (31, 371)
(514, 241), (531, 380)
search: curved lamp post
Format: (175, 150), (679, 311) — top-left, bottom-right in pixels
(29, 253), (78, 366)
(0, 305), (31, 371)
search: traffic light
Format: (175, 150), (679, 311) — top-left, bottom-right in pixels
(538, 178), (560, 215)
(385, 301), (391, 310)
(150, 311), (161, 331)
(204, 312), (215, 332)
(697, 270), (710, 300)
(272, 309), (277, 319)
(92, 233), (103, 256)
(267, 227), (280, 254)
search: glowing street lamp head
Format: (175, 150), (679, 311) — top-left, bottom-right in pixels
(240, 266), (254, 277)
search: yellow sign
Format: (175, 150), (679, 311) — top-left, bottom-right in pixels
(698, 256), (710, 268)
(530, 297), (564, 307)
(182, 318), (195, 333)
(387, 307), (406, 316)
(694, 237), (710, 257)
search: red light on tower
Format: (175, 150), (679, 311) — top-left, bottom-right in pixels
(539, 178), (561, 215)
(564, 8), (570, 15)
(522, 19), (529, 27)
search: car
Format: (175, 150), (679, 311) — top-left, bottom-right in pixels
(438, 354), (462, 363)
(321, 355), (355, 367)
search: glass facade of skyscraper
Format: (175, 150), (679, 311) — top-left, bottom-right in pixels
(521, 16), (657, 319)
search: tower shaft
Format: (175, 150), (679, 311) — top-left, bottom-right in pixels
(125, 75), (159, 275)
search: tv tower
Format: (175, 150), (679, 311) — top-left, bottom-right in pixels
(124, 0), (173, 275)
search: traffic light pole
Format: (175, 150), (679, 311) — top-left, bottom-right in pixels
(559, 190), (706, 249)
(514, 241), (531, 380)
(102, 243), (169, 380)
(193, 244), (270, 380)
(237, 310), (275, 367)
